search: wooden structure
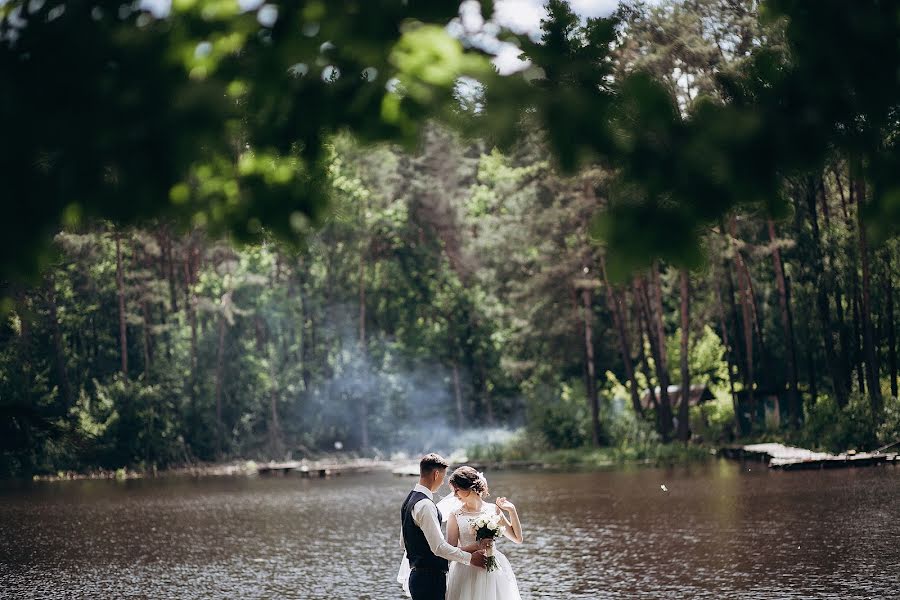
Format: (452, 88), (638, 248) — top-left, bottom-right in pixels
(734, 388), (786, 432)
(640, 384), (714, 411)
(719, 443), (899, 470)
(257, 459), (388, 477)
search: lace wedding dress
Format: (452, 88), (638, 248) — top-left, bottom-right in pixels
(446, 504), (522, 600)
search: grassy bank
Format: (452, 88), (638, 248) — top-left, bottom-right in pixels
(466, 431), (714, 469)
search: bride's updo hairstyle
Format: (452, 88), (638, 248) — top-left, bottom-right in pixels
(449, 466), (489, 497)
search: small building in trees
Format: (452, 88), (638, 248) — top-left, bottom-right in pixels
(639, 384), (715, 411)
(735, 389), (788, 433)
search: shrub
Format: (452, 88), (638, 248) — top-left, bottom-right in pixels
(801, 393), (878, 452)
(524, 381), (591, 449)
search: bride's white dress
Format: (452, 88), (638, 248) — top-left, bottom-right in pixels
(446, 504), (521, 600)
(396, 497), (521, 600)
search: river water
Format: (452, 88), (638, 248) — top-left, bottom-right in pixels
(1, 461), (898, 599)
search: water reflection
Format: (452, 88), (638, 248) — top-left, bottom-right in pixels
(1, 462), (897, 599)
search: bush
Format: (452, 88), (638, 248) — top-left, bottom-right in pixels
(524, 381), (591, 449)
(801, 393), (878, 453)
(690, 391), (736, 443)
(606, 407), (661, 460)
(877, 394), (900, 448)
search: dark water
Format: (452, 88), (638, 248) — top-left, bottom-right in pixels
(1, 461), (898, 599)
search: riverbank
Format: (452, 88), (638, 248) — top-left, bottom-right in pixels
(28, 456), (396, 482)
(26, 446), (719, 483)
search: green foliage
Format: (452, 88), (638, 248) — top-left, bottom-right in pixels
(605, 405), (661, 461)
(800, 393), (879, 453)
(876, 394), (900, 448)
(524, 382), (591, 449)
(73, 376), (183, 469)
(690, 393), (737, 444)
(666, 325), (729, 387)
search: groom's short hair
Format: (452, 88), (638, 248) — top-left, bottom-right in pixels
(420, 453), (449, 476)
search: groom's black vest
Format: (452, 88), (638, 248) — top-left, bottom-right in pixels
(401, 490), (449, 572)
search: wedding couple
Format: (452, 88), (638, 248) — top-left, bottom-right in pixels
(397, 453), (524, 600)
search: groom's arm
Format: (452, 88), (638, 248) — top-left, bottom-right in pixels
(413, 501), (472, 565)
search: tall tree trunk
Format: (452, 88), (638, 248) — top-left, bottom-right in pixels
(803, 182), (848, 406)
(851, 275), (866, 394)
(115, 232), (128, 377)
(714, 277), (741, 436)
(645, 269), (673, 441)
(296, 255), (313, 392)
(768, 218), (801, 427)
(141, 299), (152, 379)
(677, 269), (690, 442)
(821, 175), (852, 391)
(164, 229), (178, 313)
(855, 175), (882, 413)
(844, 174), (867, 395)
(46, 275), (73, 407)
(358, 243), (369, 450)
(632, 291), (660, 420)
(256, 315), (283, 458)
(581, 287), (602, 446)
(723, 259), (746, 383)
(600, 255), (643, 417)
(885, 251), (898, 399)
(183, 241), (199, 440)
(214, 313), (227, 458)
(729, 220), (756, 413)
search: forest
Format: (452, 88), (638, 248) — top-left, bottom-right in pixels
(3, 0), (900, 477)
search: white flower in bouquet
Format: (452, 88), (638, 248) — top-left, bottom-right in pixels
(471, 513), (506, 572)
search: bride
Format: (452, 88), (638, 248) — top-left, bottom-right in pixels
(444, 466), (524, 600)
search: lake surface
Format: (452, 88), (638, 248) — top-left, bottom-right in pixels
(1, 461), (898, 599)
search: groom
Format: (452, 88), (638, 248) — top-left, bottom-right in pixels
(401, 453), (486, 600)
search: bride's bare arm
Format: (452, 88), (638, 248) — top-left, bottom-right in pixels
(447, 510), (460, 547)
(495, 498), (523, 544)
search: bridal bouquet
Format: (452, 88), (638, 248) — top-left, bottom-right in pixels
(471, 513), (505, 572)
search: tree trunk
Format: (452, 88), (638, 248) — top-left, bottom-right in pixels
(453, 361), (465, 429)
(115, 232), (128, 377)
(768, 218), (801, 427)
(821, 175), (852, 392)
(358, 243), (369, 450)
(46, 275), (73, 407)
(183, 242), (199, 437)
(632, 291), (660, 417)
(164, 229), (178, 313)
(851, 275), (866, 394)
(885, 251), (898, 399)
(723, 260), (746, 385)
(643, 269), (673, 441)
(214, 313), (227, 458)
(728, 220), (756, 414)
(677, 269), (690, 442)
(855, 175), (882, 413)
(581, 287), (602, 446)
(600, 255), (643, 417)
(804, 178), (848, 406)
(714, 277), (741, 436)
(141, 298), (152, 380)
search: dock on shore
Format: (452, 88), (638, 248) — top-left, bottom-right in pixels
(256, 459), (392, 477)
(720, 443), (898, 470)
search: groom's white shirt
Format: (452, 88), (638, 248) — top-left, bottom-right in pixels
(403, 483), (472, 566)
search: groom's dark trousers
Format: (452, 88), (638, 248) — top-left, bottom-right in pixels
(408, 568), (446, 600)
(402, 489), (449, 600)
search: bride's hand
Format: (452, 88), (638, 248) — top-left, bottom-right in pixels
(496, 497), (516, 512)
